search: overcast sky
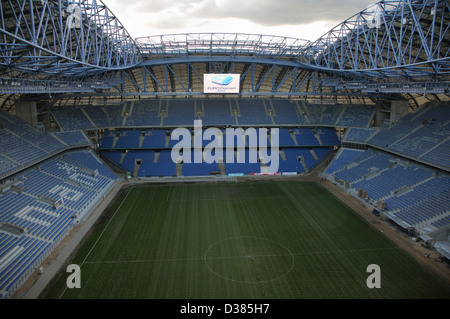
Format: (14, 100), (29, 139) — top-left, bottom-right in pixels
(104, 0), (376, 41)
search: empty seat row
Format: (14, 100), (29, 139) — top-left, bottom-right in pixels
(0, 149), (118, 298)
(51, 100), (376, 131)
(325, 147), (450, 231)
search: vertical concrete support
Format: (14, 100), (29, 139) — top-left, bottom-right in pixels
(16, 101), (38, 128)
(390, 100), (409, 124)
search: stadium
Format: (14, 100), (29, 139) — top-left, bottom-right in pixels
(0, 0), (450, 301)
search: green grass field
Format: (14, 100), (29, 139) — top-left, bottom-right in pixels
(41, 181), (450, 299)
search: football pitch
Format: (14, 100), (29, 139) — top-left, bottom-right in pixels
(41, 181), (450, 299)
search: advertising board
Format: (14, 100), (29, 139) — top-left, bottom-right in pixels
(204, 74), (240, 93)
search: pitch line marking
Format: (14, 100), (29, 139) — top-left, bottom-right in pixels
(166, 185), (172, 202)
(58, 186), (134, 299)
(82, 246), (400, 265)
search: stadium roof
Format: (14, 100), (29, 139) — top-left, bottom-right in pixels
(0, 0), (141, 78)
(0, 0), (449, 98)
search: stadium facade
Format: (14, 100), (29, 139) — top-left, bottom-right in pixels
(0, 0), (449, 298)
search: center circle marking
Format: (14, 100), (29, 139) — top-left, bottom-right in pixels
(203, 236), (295, 284)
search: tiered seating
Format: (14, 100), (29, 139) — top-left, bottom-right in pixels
(0, 111), (65, 155)
(0, 233), (50, 297)
(0, 154), (16, 175)
(237, 99), (272, 125)
(325, 147), (450, 231)
(99, 127), (339, 177)
(393, 189), (450, 228)
(124, 100), (161, 126)
(421, 139), (450, 168)
(147, 150), (176, 177)
(141, 130), (168, 148)
(343, 127), (379, 144)
(0, 129), (46, 165)
(181, 150), (220, 176)
(316, 127), (340, 146)
(277, 129), (297, 146)
(83, 104), (123, 128)
(384, 175), (449, 212)
(337, 104), (375, 127)
(65, 150), (118, 180)
(320, 104), (342, 126)
(292, 128), (320, 146)
(102, 104), (126, 128)
(369, 111), (419, 147)
(4, 151), (117, 222)
(333, 149), (392, 183)
(51, 106), (95, 130)
(352, 165), (433, 201)
(224, 149), (261, 175)
(302, 104), (376, 128)
(390, 123), (447, 158)
(50, 99), (377, 130)
(304, 104), (338, 126)
(100, 127), (338, 151)
(164, 100), (196, 126)
(0, 149), (117, 298)
(107, 150), (140, 174)
(182, 162), (220, 176)
(0, 111), (68, 178)
(390, 114), (450, 158)
(110, 150), (177, 177)
(202, 100), (235, 125)
(279, 148), (333, 173)
(82, 105), (110, 129)
(99, 131), (116, 149)
(367, 103), (450, 170)
(53, 130), (91, 148)
(278, 153), (304, 173)
(114, 130), (142, 149)
(271, 100), (300, 124)
(314, 147), (333, 161)
(431, 214), (450, 229)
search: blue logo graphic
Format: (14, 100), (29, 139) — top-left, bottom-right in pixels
(211, 75), (233, 86)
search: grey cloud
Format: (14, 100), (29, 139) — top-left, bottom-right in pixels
(137, 0), (377, 27)
(133, 0), (207, 14)
(116, 0), (378, 36)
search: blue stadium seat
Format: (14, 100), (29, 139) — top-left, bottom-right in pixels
(0, 149), (117, 297)
(326, 147), (450, 230)
(237, 99), (272, 125)
(368, 103), (450, 170)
